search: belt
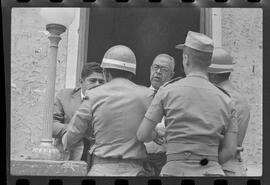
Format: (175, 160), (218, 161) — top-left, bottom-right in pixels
(167, 152), (218, 166)
(92, 155), (143, 165)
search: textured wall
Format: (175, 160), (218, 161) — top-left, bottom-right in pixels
(221, 8), (262, 174)
(11, 8), (68, 159)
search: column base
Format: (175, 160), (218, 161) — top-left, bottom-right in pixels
(31, 140), (61, 160)
(10, 159), (87, 176)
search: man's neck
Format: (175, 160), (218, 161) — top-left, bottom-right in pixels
(187, 70), (208, 79)
(150, 85), (158, 91)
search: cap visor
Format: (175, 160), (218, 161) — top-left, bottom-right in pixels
(175, 44), (184, 49)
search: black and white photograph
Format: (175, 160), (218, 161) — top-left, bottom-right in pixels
(9, 7), (262, 177)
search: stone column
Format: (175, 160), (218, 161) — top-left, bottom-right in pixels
(31, 24), (66, 160)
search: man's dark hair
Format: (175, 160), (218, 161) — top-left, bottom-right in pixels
(105, 68), (133, 80)
(81, 62), (103, 80)
(217, 72), (231, 81)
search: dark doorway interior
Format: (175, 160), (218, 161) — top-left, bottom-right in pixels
(87, 8), (201, 86)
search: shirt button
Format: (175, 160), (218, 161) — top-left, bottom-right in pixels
(200, 158), (209, 166)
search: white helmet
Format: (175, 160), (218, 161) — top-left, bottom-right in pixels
(208, 47), (235, 74)
(101, 45), (136, 75)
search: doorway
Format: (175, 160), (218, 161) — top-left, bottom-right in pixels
(85, 8), (202, 86)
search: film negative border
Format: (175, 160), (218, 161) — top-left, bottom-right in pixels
(13, 0), (264, 3)
(2, 0), (267, 8)
(3, 0), (270, 185)
(9, 177), (263, 185)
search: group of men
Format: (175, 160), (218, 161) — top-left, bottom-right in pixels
(52, 31), (250, 176)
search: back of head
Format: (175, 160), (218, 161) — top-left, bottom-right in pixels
(176, 31), (214, 72)
(101, 45), (136, 80)
(183, 46), (213, 70)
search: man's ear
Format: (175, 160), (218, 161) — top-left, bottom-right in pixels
(79, 78), (83, 85)
(170, 72), (175, 80)
(103, 70), (111, 82)
(183, 54), (189, 66)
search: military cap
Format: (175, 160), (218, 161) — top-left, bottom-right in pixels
(175, 31), (214, 53)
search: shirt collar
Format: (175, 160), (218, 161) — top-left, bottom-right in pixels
(216, 79), (233, 90)
(187, 71), (209, 80)
(81, 89), (85, 100)
(149, 85), (156, 91)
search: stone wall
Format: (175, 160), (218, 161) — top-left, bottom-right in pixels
(11, 8), (68, 159)
(221, 8), (262, 174)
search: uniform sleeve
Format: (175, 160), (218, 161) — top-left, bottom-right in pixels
(52, 92), (68, 138)
(225, 102), (238, 133)
(62, 98), (93, 150)
(145, 88), (165, 124)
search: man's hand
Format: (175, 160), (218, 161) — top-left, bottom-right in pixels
(153, 127), (165, 145)
(153, 135), (165, 145)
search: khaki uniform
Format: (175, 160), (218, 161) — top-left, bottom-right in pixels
(144, 86), (167, 175)
(145, 73), (238, 176)
(218, 80), (250, 176)
(63, 78), (153, 176)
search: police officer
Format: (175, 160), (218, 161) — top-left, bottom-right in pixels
(208, 47), (250, 176)
(63, 45), (153, 176)
(137, 31), (238, 176)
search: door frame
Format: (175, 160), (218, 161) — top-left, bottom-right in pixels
(66, 8), (220, 87)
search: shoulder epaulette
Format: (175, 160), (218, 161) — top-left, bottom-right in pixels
(215, 86), (231, 98)
(163, 76), (183, 87)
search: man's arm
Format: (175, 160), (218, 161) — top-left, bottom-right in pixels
(137, 89), (164, 142)
(237, 103), (251, 147)
(62, 99), (92, 150)
(218, 106), (238, 164)
(53, 93), (67, 138)
(137, 118), (160, 142)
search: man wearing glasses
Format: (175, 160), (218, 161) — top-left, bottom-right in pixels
(150, 54), (175, 91)
(145, 54), (177, 175)
(52, 62), (105, 161)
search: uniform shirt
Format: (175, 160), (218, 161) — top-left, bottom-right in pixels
(218, 80), (250, 172)
(144, 117), (166, 154)
(63, 78), (153, 159)
(145, 72), (238, 157)
(144, 86), (167, 154)
(217, 80), (250, 145)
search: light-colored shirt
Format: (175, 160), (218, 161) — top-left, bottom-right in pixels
(144, 86), (166, 154)
(144, 117), (166, 153)
(217, 80), (250, 146)
(219, 80), (250, 172)
(64, 78), (153, 159)
(145, 72), (238, 157)
(81, 89), (85, 100)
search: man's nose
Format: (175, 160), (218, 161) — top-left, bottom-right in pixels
(156, 68), (161, 73)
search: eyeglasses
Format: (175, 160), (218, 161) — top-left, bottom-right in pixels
(151, 64), (170, 73)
